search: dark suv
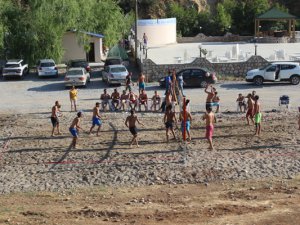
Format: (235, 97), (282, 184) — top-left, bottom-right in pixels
(159, 68), (217, 88)
(68, 59), (90, 72)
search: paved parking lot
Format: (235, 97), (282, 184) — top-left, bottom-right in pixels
(0, 71), (299, 114)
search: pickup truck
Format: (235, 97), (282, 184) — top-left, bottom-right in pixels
(2, 59), (29, 79)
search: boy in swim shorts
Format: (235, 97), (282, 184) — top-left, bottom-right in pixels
(138, 73), (146, 94)
(164, 105), (177, 142)
(254, 95), (262, 136)
(69, 111), (84, 149)
(125, 110), (144, 147)
(202, 107), (216, 150)
(89, 102), (102, 136)
(179, 107), (192, 141)
(51, 101), (62, 137)
(246, 93), (255, 125)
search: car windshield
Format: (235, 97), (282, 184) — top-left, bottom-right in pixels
(41, 62), (55, 67)
(67, 70), (83, 76)
(106, 59), (121, 65)
(111, 67), (126, 73)
(5, 63), (19, 68)
(259, 64), (271, 70)
(71, 61), (86, 67)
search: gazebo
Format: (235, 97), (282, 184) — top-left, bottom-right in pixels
(255, 8), (298, 38)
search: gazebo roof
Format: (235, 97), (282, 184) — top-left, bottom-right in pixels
(257, 8), (297, 20)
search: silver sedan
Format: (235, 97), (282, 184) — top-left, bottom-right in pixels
(102, 65), (128, 85)
(64, 68), (90, 87)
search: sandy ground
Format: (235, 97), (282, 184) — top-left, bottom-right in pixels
(1, 72), (300, 224)
(0, 177), (300, 225)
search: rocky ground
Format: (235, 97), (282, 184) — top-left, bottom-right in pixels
(0, 110), (299, 194)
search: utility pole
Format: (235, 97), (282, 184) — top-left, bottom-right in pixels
(134, 0), (138, 65)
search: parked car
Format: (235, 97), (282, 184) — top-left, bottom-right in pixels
(64, 68), (90, 87)
(246, 62), (300, 85)
(0, 60), (6, 75)
(68, 59), (90, 72)
(2, 59), (29, 79)
(37, 59), (58, 77)
(159, 68), (217, 88)
(102, 65), (128, 85)
(104, 57), (129, 67)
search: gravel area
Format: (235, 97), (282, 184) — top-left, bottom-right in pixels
(0, 111), (299, 194)
(0, 72), (299, 194)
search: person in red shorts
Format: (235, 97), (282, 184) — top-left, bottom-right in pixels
(246, 93), (255, 125)
(202, 107), (216, 150)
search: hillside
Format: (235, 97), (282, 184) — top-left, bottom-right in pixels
(120, 0), (300, 18)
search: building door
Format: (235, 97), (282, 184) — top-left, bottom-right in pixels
(86, 42), (95, 62)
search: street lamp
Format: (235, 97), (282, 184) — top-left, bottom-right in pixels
(254, 44), (258, 56)
(198, 43), (202, 58)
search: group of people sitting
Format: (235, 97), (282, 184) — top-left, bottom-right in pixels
(100, 88), (162, 112)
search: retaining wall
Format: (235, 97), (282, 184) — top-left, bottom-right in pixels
(177, 33), (253, 43)
(141, 56), (270, 82)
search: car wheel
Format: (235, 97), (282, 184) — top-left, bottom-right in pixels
(200, 80), (208, 88)
(290, 75), (300, 85)
(253, 76), (263, 86)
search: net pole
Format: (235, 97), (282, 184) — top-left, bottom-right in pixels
(183, 96), (186, 141)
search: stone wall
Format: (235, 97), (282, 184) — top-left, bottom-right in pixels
(177, 33), (253, 43)
(141, 56), (270, 82)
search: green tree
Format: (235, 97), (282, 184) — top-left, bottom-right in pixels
(215, 3), (232, 34)
(166, 2), (198, 36)
(0, 0), (132, 65)
(243, 0), (270, 35)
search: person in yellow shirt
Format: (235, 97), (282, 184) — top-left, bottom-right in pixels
(69, 86), (78, 112)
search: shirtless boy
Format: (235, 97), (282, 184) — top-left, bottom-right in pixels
(179, 107), (192, 141)
(128, 91), (138, 110)
(125, 110), (144, 147)
(151, 90), (161, 111)
(51, 101), (62, 136)
(100, 89), (111, 111)
(164, 105), (177, 142)
(254, 95), (262, 136)
(236, 93), (246, 113)
(120, 90), (128, 111)
(246, 93), (255, 125)
(89, 102), (102, 136)
(69, 111), (84, 149)
(111, 89), (120, 110)
(205, 84), (216, 111)
(125, 72), (133, 91)
(202, 107), (216, 150)
(138, 73), (146, 94)
(138, 89), (148, 111)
